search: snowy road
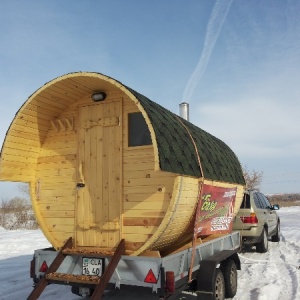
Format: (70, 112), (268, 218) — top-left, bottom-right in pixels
(235, 206), (300, 300)
(0, 207), (299, 300)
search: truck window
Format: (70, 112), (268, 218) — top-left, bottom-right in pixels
(260, 193), (272, 208)
(240, 193), (251, 209)
(128, 112), (152, 147)
(253, 193), (264, 209)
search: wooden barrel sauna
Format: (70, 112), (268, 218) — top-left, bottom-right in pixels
(0, 72), (245, 255)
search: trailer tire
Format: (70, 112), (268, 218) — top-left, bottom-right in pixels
(213, 269), (225, 300)
(221, 259), (237, 298)
(71, 286), (80, 297)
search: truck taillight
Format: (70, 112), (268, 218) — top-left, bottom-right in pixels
(39, 260), (48, 273)
(144, 269), (157, 283)
(240, 213), (258, 224)
(165, 271), (175, 294)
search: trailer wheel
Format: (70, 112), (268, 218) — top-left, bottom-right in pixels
(71, 286), (94, 297)
(221, 259), (237, 298)
(213, 269), (225, 300)
(71, 286), (80, 296)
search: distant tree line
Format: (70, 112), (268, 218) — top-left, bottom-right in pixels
(0, 196), (38, 229)
(267, 193), (300, 207)
(0, 183), (38, 229)
(268, 193), (300, 202)
(242, 165), (300, 207)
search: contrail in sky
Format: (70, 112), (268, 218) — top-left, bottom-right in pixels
(182, 0), (233, 103)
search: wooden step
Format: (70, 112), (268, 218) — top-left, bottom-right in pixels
(46, 272), (100, 285)
(27, 238), (125, 300)
(27, 237), (73, 300)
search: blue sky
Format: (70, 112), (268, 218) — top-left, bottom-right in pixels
(1, 0), (300, 199)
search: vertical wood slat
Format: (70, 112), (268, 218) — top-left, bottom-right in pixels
(102, 104), (109, 247)
(108, 101), (122, 247)
(96, 105), (104, 245)
(76, 105), (88, 246)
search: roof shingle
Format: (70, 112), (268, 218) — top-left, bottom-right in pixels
(128, 88), (245, 185)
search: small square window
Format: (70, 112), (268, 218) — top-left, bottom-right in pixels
(128, 112), (152, 147)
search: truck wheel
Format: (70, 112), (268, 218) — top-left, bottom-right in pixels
(256, 227), (268, 253)
(221, 259), (237, 298)
(271, 223), (280, 242)
(213, 269), (225, 300)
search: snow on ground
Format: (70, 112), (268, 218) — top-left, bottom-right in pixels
(0, 207), (299, 300)
(235, 206), (300, 300)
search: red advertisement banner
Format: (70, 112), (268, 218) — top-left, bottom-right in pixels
(196, 184), (237, 236)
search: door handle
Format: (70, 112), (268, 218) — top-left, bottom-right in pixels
(76, 183), (85, 188)
(79, 162), (85, 184)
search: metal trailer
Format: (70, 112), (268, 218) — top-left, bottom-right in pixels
(29, 232), (241, 300)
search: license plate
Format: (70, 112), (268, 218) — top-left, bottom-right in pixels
(82, 257), (103, 276)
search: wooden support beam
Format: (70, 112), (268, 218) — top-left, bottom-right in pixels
(50, 117), (74, 132)
(27, 237), (73, 300)
(50, 120), (58, 132)
(65, 117), (73, 130)
(91, 239), (125, 300)
(57, 119), (66, 131)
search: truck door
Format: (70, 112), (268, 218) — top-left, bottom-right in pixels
(76, 100), (122, 248)
(261, 193), (277, 233)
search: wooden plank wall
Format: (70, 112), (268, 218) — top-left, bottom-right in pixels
(122, 97), (177, 251)
(32, 88), (124, 248)
(35, 108), (77, 246)
(33, 92), (194, 251)
(0, 85), (74, 183)
(142, 176), (199, 253)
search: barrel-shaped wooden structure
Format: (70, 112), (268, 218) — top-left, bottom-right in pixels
(0, 72), (245, 255)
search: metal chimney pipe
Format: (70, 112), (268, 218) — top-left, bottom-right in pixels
(179, 102), (189, 121)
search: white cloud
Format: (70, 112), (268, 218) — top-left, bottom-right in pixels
(182, 0), (233, 102)
(193, 97), (300, 158)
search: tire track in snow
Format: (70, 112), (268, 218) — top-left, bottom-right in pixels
(236, 248), (272, 300)
(236, 234), (300, 300)
(281, 233), (300, 255)
(275, 232), (300, 300)
(267, 242), (297, 300)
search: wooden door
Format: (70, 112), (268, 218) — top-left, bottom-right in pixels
(76, 101), (122, 248)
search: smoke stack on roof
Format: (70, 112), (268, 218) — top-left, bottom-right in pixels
(179, 102), (189, 121)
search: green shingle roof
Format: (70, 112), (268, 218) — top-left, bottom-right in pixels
(128, 88), (245, 185)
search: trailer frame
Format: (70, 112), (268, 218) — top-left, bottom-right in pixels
(29, 232), (240, 299)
